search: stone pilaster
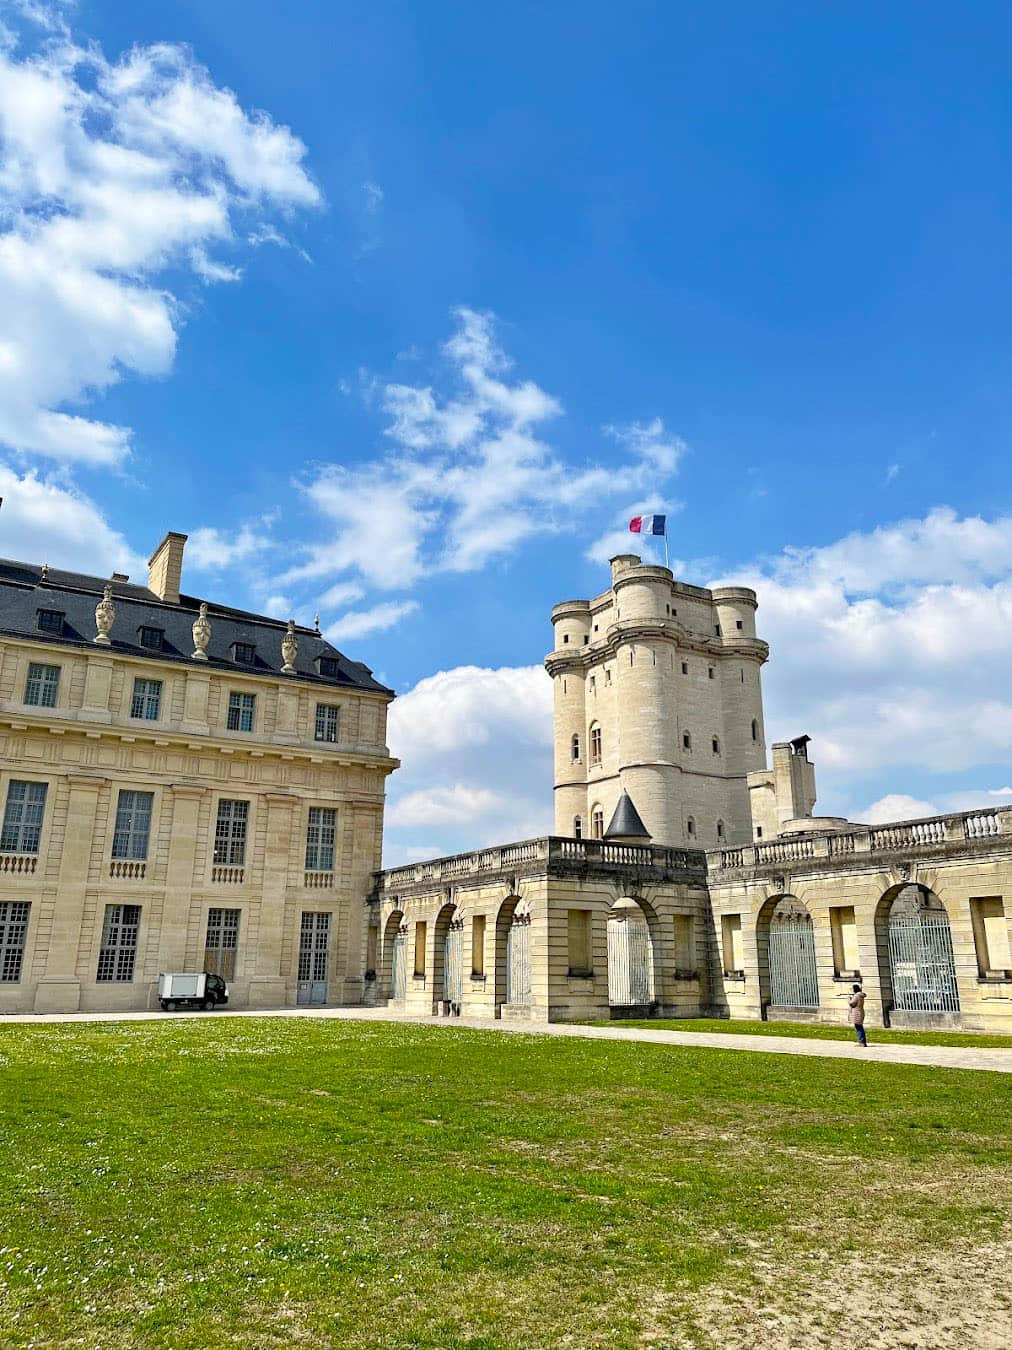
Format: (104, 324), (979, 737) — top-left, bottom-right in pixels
(248, 792), (297, 1007)
(156, 785), (207, 975)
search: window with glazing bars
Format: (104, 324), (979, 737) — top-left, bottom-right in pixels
(0, 901), (30, 982)
(111, 790), (153, 860)
(37, 609), (64, 634)
(24, 662), (60, 707)
(139, 627), (164, 650)
(305, 807), (337, 871)
(1, 781), (47, 854)
(314, 704), (340, 742)
(232, 642), (256, 664)
(590, 725), (602, 764)
(319, 657), (340, 678)
(130, 677), (162, 720)
(227, 691), (255, 732)
(96, 903), (140, 982)
(204, 908), (240, 979)
(214, 799), (248, 866)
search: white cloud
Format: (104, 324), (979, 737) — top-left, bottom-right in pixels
(0, 465), (145, 575)
(388, 785), (510, 828)
(859, 794), (938, 825)
(187, 524), (269, 570)
(327, 600), (419, 641)
(0, 18), (319, 465)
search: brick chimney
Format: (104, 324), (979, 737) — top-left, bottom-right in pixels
(147, 531), (187, 604)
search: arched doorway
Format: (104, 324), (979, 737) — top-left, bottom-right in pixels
(760, 895), (819, 1010)
(880, 885), (959, 1014)
(494, 896), (531, 1012)
(607, 897), (655, 1008)
(383, 911), (407, 1002)
(432, 903), (462, 1014)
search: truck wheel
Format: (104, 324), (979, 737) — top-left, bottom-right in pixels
(164, 1000), (176, 1012)
(202, 998), (214, 1011)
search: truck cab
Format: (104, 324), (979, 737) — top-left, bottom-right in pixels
(158, 972), (229, 1012)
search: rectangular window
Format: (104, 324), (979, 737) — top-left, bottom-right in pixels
(971, 897), (1012, 977)
(590, 726), (602, 764)
(589, 676), (596, 693)
(24, 662), (60, 708)
(130, 677), (162, 721)
(1, 780), (47, 854)
(314, 704), (340, 743)
(96, 903), (141, 982)
(681, 662), (688, 675)
(213, 799), (249, 866)
(37, 610), (64, 635)
(721, 914), (744, 976)
(319, 657), (340, 678)
(567, 909), (592, 975)
(592, 808), (604, 839)
(673, 914), (694, 972)
(413, 921), (427, 977)
(471, 914), (486, 978)
(830, 905), (860, 977)
(708, 667), (715, 680)
(226, 691), (256, 732)
(232, 642), (256, 664)
(605, 668), (612, 686)
(111, 790), (153, 860)
(139, 627), (163, 650)
(204, 907), (240, 980)
(305, 806), (337, 872)
(0, 901), (30, 983)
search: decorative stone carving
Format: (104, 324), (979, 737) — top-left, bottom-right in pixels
(281, 619), (298, 674)
(313, 613), (321, 634)
(191, 602), (211, 661)
(94, 585), (115, 645)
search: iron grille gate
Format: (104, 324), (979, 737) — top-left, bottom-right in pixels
(297, 911), (330, 1006)
(506, 913), (532, 1006)
(391, 928), (407, 1000)
(768, 919), (819, 1008)
(443, 920), (464, 1008)
(888, 915), (960, 1013)
(607, 912), (653, 1006)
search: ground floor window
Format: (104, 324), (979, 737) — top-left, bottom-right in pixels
(96, 903), (141, 982)
(204, 907), (241, 979)
(0, 900), (30, 982)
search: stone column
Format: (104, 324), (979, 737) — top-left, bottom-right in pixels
(156, 785), (207, 975)
(34, 774), (106, 1012)
(248, 792), (297, 1008)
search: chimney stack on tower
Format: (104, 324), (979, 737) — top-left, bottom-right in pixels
(147, 532), (188, 604)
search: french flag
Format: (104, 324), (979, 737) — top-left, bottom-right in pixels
(629, 514), (666, 536)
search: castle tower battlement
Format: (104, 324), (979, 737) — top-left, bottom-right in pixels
(545, 555), (769, 849)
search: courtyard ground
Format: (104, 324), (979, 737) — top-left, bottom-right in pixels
(1, 1017), (1010, 1349)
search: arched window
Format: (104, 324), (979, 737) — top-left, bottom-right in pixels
(751, 719), (758, 742)
(574, 816), (583, 840)
(571, 733), (580, 761)
(716, 819), (725, 840)
(686, 817), (696, 838)
(590, 724), (602, 765)
(591, 806), (605, 839)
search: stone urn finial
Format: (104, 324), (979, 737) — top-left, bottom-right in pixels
(281, 619), (298, 674)
(313, 613), (320, 634)
(191, 602), (211, 661)
(94, 584), (115, 645)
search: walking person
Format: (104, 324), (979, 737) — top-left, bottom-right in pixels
(848, 983), (868, 1046)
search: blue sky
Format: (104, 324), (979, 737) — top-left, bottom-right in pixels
(2, 0), (1012, 862)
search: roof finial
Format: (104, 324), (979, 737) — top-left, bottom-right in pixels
(40, 562), (49, 582)
(313, 613), (320, 634)
(281, 619), (298, 674)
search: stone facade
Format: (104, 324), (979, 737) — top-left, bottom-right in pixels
(0, 534), (396, 1013)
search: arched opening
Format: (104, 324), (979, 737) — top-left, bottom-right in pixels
(758, 895), (819, 1010)
(383, 910), (407, 1002)
(494, 895), (532, 1013)
(574, 815), (583, 840)
(571, 732), (580, 761)
(590, 804), (604, 839)
(716, 819), (725, 841)
(607, 896), (656, 1010)
(432, 902), (462, 1014)
(590, 722), (602, 765)
(877, 884), (959, 1015)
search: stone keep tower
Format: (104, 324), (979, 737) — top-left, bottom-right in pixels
(545, 554), (770, 849)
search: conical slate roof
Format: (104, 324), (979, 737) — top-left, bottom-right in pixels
(603, 791), (651, 842)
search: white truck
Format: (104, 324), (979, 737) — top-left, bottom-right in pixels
(158, 972), (229, 1012)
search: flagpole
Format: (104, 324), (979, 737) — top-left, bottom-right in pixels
(664, 525), (669, 571)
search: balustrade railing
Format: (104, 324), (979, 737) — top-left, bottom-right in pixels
(304, 870), (334, 889)
(109, 859), (146, 880)
(0, 853), (37, 875)
(211, 865), (245, 885)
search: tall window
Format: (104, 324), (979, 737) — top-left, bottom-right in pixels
(574, 816), (583, 840)
(204, 908), (240, 979)
(226, 691), (256, 732)
(314, 704), (340, 743)
(96, 904), (141, 982)
(712, 736), (720, 755)
(471, 914), (486, 978)
(1, 781), (47, 854)
(0, 901), (30, 983)
(682, 731), (692, 750)
(214, 799), (249, 866)
(571, 733), (580, 761)
(590, 725), (602, 765)
(130, 678), (162, 721)
(111, 790), (153, 860)
(721, 913), (744, 976)
(716, 819), (725, 840)
(24, 662), (60, 708)
(305, 807), (337, 872)
(413, 921), (427, 977)
(567, 909), (592, 976)
(591, 806), (604, 839)
(751, 719), (759, 742)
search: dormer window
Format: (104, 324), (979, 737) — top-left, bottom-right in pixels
(139, 626), (164, 651)
(37, 609), (64, 635)
(318, 656), (341, 679)
(232, 642), (256, 665)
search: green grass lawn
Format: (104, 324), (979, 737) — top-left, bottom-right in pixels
(2, 1019), (1011, 1349)
(589, 1016), (1012, 1049)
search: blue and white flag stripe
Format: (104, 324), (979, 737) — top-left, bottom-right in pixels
(629, 514), (666, 536)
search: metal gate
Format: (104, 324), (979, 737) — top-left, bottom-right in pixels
(888, 913), (960, 1013)
(444, 920), (464, 1008)
(768, 916), (819, 1008)
(391, 927), (407, 1001)
(505, 912), (532, 1006)
(297, 911), (330, 1006)
(607, 910), (653, 1005)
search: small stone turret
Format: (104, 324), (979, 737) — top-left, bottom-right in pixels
(604, 791), (651, 844)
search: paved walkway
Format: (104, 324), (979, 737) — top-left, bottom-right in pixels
(3, 1005), (1012, 1073)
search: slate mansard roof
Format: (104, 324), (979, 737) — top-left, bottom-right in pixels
(0, 558), (392, 696)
